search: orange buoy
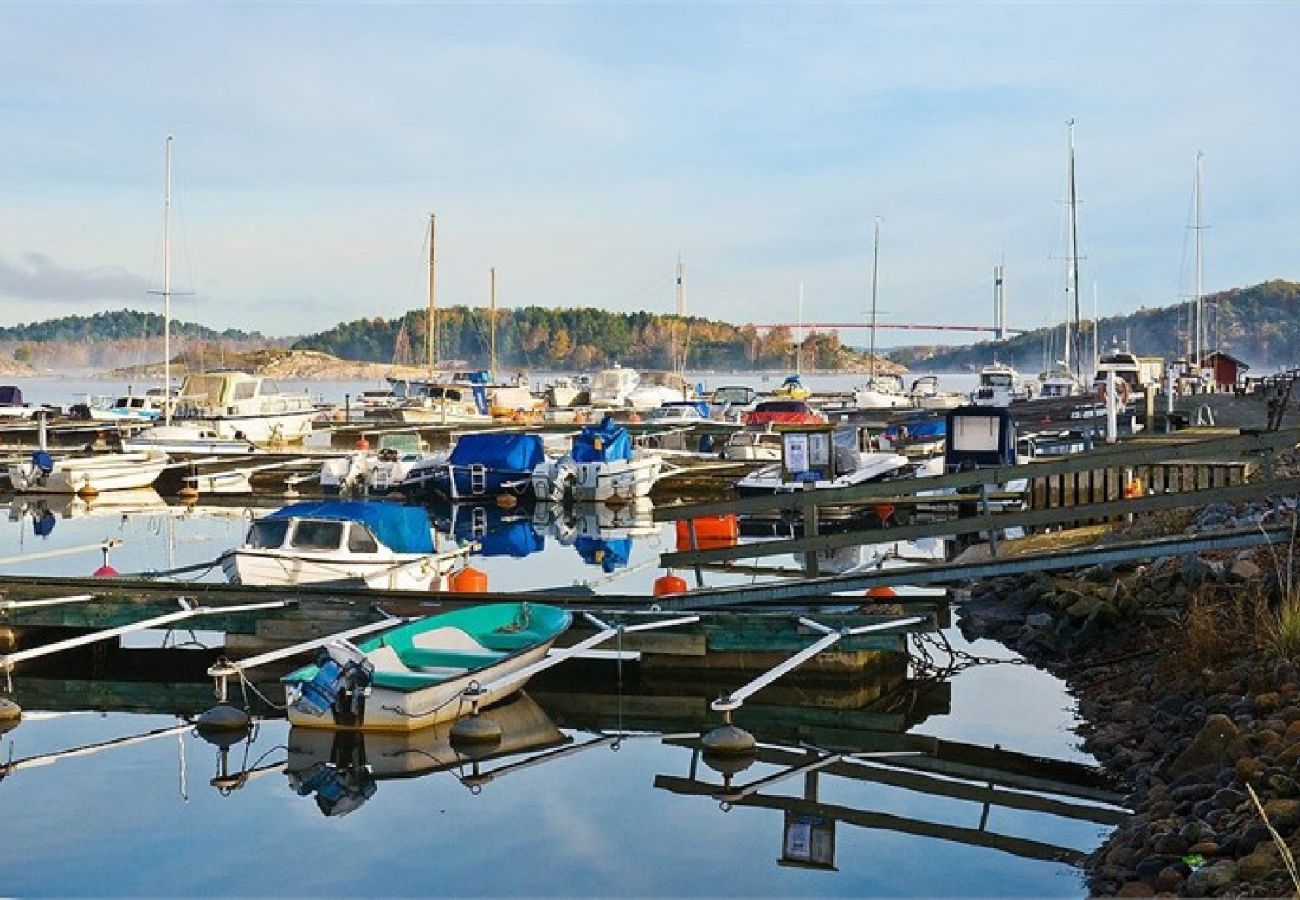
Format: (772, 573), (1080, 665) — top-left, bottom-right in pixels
(450, 566), (489, 593)
(356, 434), (370, 450)
(872, 504), (896, 524)
(496, 493), (519, 509)
(1124, 477), (1144, 499)
(865, 585), (897, 599)
(675, 515), (740, 551)
(654, 573), (689, 596)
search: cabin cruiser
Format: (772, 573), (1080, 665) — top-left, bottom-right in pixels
(588, 365), (640, 408)
(75, 389), (171, 423)
(543, 376), (588, 408)
(721, 424), (783, 462)
(709, 385), (758, 422)
(735, 424), (913, 496)
(320, 432), (447, 495)
(1092, 343), (1146, 400)
(168, 370), (315, 442)
(853, 373), (910, 410)
(907, 376), (964, 410)
(626, 371), (691, 410)
(970, 362), (1030, 407)
(222, 500), (470, 591)
(7, 448), (169, 494)
(532, 416), (664, 503)
(645, 400), (709, 425)
(1034, 364), (1085, 399)
(384, 373), (494, 425)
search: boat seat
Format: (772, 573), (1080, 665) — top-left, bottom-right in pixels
(370, 669), (468, 691)
(411, 626), (490, 652)
(398, 647), (506, 670)
(366, 644), (409, 672)
(478, 630), (549, 652)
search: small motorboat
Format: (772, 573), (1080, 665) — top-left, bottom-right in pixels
(420, 432), (547, 501)
(7, 449), (169, 494)
(281, 602), (572, 731)
(743, 399), (826, 427)
(721, 423), (783, 462)
(121, 423), (260, 456)
(772, 373), (811, 400)
(222, 500), (471, 591)
(531, 416), (663, 503)
(320, 432), (447, 496)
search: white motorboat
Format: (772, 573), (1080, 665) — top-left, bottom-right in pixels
(907, 376), (965, 410)
(172, 370), (315, 443)
(969, 362), (1031, 406)
(80, 389), (170, 423)
(736, 449), (912, 496)
(626, 371), (691, 410)
(853, 373), (911, 410)
(121, 423), (259, 456)
(709, 385), (758, 422)
(532, 416), (664, 503)
(7, 449), (169, 494)
(588, 365), (640, 408)
(320, 432), (447, 495)
(544, 376), (588, 408)
(222, 501), (471, 591)
(1035, 365), (1085, 399)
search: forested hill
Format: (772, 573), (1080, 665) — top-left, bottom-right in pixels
(890, 280), (1300, 372)
(292, 305), (888, 372)
(0, 310), (263, 343)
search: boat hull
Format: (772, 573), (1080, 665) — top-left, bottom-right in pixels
(7, 452), (168, 493)
(532, 456), (662, 503)
(223, 547), (466, 591)
(179, 409), (315, 443)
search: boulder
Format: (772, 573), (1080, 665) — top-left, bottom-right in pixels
(1183, 861), (1238, 897)
(1230, 557), (1263, 582)
(1169, 715), (1241, 779)
(1236, 843), (1281, 881)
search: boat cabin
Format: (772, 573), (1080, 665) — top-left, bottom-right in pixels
(710, 385), (757, 407)
(245, 501), (435, 556)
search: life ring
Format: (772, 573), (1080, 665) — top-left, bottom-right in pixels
(1096, 380), (1131, 404)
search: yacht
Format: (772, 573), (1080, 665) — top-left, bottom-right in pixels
(588, 365), (640, 408)
(172, 370), (315, 442)
(1035, 365), (1085, 399)
(970, 362), (1030, 407)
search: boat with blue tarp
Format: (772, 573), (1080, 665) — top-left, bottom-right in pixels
(419, 432), (547, 500)
(531, 415), (664, 503)
(281, 601), (572, 731)
(221, 500), (471, 591)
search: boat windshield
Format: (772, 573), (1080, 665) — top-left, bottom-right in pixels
(982, 373), (1013, 388)
(247, 519), (290, 549)
(347, 524), (380, 553)
(290, 520), (345, 551)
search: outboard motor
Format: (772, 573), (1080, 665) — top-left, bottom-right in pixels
(290, 761), (377, 818)
(290, 640), (374, 719)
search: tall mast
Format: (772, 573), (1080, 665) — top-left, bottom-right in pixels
(868, 216), (882, 380)
(489, 266), (497, 378)
(425, 214), (437, 377)
(674, 254), (686, 371)
(1066, 118), (1082, 378)
(1194, 150), (1204, 372)
(796, 281), (804, 376)
(163, 136), (173, 426)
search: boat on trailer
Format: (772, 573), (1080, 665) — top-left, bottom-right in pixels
(222, 500), (470, 591)
(281, 602), (572, 731)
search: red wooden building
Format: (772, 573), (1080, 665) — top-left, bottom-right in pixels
(1201, 351), (1249, 388)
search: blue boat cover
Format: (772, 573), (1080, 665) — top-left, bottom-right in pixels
(885, 419), (946, 441)
(572, 416), (633, 464)
(575, 536), (632, 572)
(449, 432), (546, 470)
(266, 501), (433, 553)
(479, 520), (545, 558)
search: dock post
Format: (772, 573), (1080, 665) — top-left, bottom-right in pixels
(804, 494), (821, 578)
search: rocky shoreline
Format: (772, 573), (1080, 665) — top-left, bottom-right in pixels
(960, 498), (1300, 896)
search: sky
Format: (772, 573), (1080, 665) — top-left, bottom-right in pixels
(1, 2), (1297, 343)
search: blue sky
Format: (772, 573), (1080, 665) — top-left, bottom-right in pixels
(1, 2), (1297, 341)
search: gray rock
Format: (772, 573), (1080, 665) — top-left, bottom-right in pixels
(1025, 612), (1054, 630)
(1169, 715), (1241, 779)
(1184, 861), (1238, 897)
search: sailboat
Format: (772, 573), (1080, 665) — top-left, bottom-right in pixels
(853, 218), (909, 410)
(124, 138), (305, 455)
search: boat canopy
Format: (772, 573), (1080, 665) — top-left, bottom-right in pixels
(572, 416), (633, 464)
(448, 433), (546, 471)
(885, 418), (946, 442)
(0, 386), (23, 405)
(267, 501), (433, 554)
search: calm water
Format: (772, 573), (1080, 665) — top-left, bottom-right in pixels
(0, 491), (1113, 896)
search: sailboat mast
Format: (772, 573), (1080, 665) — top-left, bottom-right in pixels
(489, 266), (497, 378)
(869, 216), (881, 380)
(1194, 150), (1204, 373)
(674, 254), (686, 371)
(163, 135), (173, 427)
(796, 281), (804, 376)
(427, 213), (437, 378)
(1066, 119), (1082, 378)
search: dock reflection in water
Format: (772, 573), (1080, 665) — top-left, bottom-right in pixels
(0, 625), (1121, 895)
